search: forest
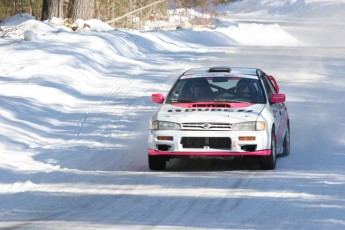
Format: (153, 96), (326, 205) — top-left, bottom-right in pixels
(0, 0), (234, 28)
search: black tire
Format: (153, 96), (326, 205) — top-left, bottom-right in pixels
(281, 122), (290, 156)
(148, 156), (166, 170)
(260, 130), (277, 170)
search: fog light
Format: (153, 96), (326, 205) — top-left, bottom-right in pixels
(157, 136), (173, 141)
(238, 136), (256, 141)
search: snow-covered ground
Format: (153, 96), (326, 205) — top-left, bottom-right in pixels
(0, 0), (345, 229)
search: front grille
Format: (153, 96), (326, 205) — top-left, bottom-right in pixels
(181, 122), (233, 130)
(181, 137), (231, 149)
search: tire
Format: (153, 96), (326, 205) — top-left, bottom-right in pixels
(281, 122), (290, 156)
(260, 130), (277, 170)
(148, 156), (166, 170)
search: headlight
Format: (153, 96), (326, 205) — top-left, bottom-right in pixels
(232, 121), (266, 131)
(150, 121), (181, 130)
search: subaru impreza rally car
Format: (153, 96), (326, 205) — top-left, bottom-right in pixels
(148, 67), (290, 170)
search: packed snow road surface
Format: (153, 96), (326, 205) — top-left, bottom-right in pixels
(1, 2), (345, 229)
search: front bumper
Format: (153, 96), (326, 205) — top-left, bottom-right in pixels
(148, 130), (271, 157)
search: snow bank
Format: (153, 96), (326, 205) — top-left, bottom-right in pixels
(1, 1), (345, 229)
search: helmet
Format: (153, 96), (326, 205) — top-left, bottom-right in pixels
(191, 79), (210, 97)
(236, 78), (257, 99)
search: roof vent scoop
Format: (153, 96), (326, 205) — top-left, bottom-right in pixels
(208, 67), (231, 73)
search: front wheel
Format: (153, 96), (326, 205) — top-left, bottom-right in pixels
(148, 156), (166, 170)
(260, 130), (277, 170)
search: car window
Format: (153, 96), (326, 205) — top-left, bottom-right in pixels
(167, 77), (265, 104)
(168, 80), (185, 102)
(263, 74), (277, 94)
(209, 77), (238, 91)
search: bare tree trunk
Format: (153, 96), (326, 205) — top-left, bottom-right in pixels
(95, 0), (100, 19)
(41, 0), (63, 20)
(14, 0), (18, 14)
(30, 0), (35, 17)
(21, 0), (24, 13)
(111, 1), (115, 27)
(70, 0), (94, 20)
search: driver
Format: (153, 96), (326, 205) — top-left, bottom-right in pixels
(183, 78), (213, 101)
(236, 78), (258, 101)
(191, 82), (207, 98)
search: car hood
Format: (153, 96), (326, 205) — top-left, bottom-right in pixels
(152, 103), (266, 123)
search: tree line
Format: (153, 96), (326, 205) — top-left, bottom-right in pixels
(1, 0), (108, 21)
(1, 0), (235, 27)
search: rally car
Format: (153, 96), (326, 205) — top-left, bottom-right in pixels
(148, 67), (290, 170)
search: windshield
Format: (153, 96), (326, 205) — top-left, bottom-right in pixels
(166, 77), (266, 104)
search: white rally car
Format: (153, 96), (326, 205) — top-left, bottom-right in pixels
(148, 67), (290, 170)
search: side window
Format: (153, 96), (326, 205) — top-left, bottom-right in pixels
(262, 76), (273, 99)
(265, 75), (278, 94)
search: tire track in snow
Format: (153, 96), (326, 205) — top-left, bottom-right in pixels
(74, 69), (141, 137)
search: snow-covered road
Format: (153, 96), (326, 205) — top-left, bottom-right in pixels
(1, 2), (345, 229)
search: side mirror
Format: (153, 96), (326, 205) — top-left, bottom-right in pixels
(268, 75), (280, 93)
(151, 93), (165, 104)
(270, 94), (286, 103)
